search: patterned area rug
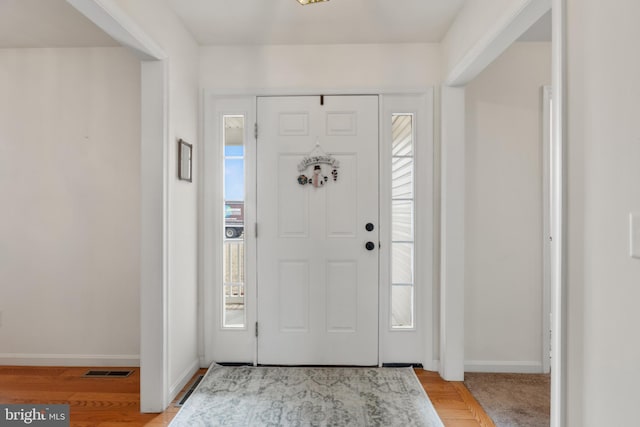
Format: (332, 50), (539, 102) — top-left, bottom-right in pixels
(171, 364), (444, 426)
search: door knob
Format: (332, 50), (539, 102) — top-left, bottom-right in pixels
(365, 223), (375, 231)
(365, 241), (376, 251)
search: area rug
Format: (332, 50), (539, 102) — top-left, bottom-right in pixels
(171, 364), (444, 426)
(464, 373), (550, 427)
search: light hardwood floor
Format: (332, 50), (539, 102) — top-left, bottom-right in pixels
(0, 366), (494, 427)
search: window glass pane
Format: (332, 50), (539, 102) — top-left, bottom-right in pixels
(223, 241), (245, 327)
(392, 243), (414, 284)
(225, 158), (244, 201)
(391, 113), (415, 329)
(391, 285), (414, 328)
(223, 115), (245, 328)
(392, 157), (413, 199)
(392, 200), (413, 241)
(392, 115), (413, 156)
(225, 145), (244, 157)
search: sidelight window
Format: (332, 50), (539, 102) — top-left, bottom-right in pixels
(223, 115), (246, 328)
(391, 114), (415, 329)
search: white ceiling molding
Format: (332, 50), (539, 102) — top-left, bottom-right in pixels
(66, 0), (165, 60)
(445, 0), (551, 87)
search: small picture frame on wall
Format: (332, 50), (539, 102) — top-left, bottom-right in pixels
(178, 139), (193, 182)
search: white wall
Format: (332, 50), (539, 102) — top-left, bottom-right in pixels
(0, 47), (141, 365)
(465, 42), (551, 372)
(114, 0), (200, 398)
(567, 1), (640, 425)
(200, 44), (442, 91)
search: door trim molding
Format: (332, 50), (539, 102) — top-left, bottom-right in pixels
(379, 93), (435, 367)
(202, 91), (437, 368)
(550, 2), (567, 425)
(439, 0), (565, 423)
(67, 0), (170, 413)
(542, 85), (552, 375)
(201, 95), (257, 366)
(439, 87), (465, 381)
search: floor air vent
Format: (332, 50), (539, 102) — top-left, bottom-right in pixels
(176, 375), (204, 406)
(83, 370), (133, 378)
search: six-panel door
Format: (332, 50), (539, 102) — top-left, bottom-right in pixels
(256, 95), (379, 365)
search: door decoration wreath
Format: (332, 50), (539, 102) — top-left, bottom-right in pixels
(297, 142), (340, 188)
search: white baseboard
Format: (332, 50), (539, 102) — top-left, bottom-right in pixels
(0, 353), (140, 367)
(464, 360), (544, 374)
(422, 359), (440, 372)
(168, 359), (200, 403)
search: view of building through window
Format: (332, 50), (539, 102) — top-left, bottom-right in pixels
(223, 115), (246, 328)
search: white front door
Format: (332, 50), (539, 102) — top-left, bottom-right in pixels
(257, 95), (379, 365)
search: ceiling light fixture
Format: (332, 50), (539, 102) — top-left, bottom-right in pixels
(297, 0), (330, 5)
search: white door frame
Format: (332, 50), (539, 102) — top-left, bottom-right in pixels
(201, 96), (258, 365)
(67, 0), (172, 413)
(379, 93), (435, 368)
(550, 2), (567, 425)
(542, 85), (552, 375)
(439, 86), (466, 381)
(442, 0), (565, 425)
(202, 90), (436, 368)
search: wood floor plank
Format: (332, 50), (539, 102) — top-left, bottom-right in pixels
(443, 420), (491, 427)
(451, 382), (497, 427)
(416, 368), (495, 427)
(0, 366), (494, 426)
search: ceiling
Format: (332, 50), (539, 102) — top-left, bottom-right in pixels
(0, 0), (549, 49)
(165, 0), (467, 45)
(0, 0), (118, 48)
